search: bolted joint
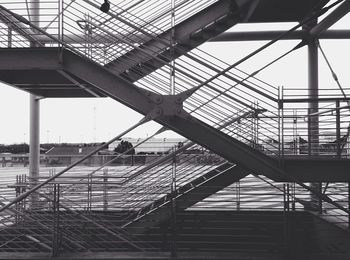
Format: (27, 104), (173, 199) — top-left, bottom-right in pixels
(145, 107), (163, 121)
(139, 88), (163, 104)
(149, 94), (185, 119)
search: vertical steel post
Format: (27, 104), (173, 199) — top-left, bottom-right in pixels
(52, 183), (60, 257)
(318, 183), (323, 214)
(336, 100), (341, 158)
(170, 1), (177, 254)
(29, 95), (40, 208)
(170, 146), (177, 257)
(29, 0), (41, 209)
(287, 184), (290, 211)
(236, 181), (240, 210)
(170, 0), (176, 95)
(348, 182), (350, 229)
(87, 174), (92, 212)
(306, 20), (321, 210)
(308, 38), (319, 156)
(7, 25), (12, 48)
(103, 168), (108, 211)
(281, 86), (285, 159)
(283, 184), (289, 254)
(278, 86), (281, 157)
(292, 182), (296, 211)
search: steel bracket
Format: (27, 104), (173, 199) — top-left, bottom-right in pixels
(138, 88), (163, 104)
(147, 92), (189, 119)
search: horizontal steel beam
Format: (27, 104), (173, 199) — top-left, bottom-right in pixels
(211, 30), (350, 42)
(0, 48), (62, 70)
(283, 158), (350, 182)
(33, 29), (350, 45)
(1, 48), (349, 184)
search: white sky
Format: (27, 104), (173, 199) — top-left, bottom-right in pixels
(0, 3), (349, 144)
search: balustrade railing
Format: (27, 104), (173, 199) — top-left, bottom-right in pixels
(281, 89), (350, 158)
(0, 0), (281, 157)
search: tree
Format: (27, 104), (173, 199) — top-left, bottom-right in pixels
(114, 140), (135, 155)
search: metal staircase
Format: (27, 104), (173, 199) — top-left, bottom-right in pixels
(0, 0), (349, 257)
(104, 0), (242, 81)
(123, 162), (248, 233)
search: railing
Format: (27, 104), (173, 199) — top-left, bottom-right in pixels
(1, 168), (349, 255)
(0, 0), (281, 157)
(1, 1), (350, 161)
(281, 89), (350, 157)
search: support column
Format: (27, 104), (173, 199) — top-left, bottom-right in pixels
(306, 20), (321, 210)
(29, 95), (40, 186)
(29, 0), (40, 208)
(308, 37), (319, 156)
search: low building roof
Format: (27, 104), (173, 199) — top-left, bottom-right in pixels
(46, 146), (97, 156)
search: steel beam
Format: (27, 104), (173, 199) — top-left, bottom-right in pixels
(105, 0), (240, 78)
(2, 48), (350, 183)
(310, 0), (350, 37)
(58, 49), (287, 181)
(62, 48), (350, 183)
(32, 29), (350, 45)
(0, 48), (63, 70)
(61, 49), (157, 115)
(0, 7), (40, 43)
(283, 158), (350, 182)
(125, 164), (248, 233)
(211, 30), (350, 42)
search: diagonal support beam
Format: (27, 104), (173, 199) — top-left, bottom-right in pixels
(104, 0), (241, 79)
(125, 164), (249, 233)
(1, 48), (349, 215)
(310, 0), (350, 36)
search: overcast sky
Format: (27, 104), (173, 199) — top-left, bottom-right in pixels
(0, 3), (349, 144)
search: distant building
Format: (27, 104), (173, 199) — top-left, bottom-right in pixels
(109, 137), (186, 154)
(0, 153), (13, 167)
(45, 145), (101, 166)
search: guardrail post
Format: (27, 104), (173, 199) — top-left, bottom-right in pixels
(52, 183), (60, 257)
(291, 183), (296, 211)
(87, 175), (92, 212)
(170, 146), (177, 257)
(348, 182), (350, 229)
(318, 183), (323, 214)
(103, 168), (108, 211)
(236, 181), (241, 210)
(7, 24), (12, 47)
(283, 184), (290, 255)
(336, 100), (341, 158)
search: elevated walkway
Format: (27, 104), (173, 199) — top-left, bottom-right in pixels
(0, 47), (349, 183)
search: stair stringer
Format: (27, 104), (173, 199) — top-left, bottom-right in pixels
(123, 163), (249, 234)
